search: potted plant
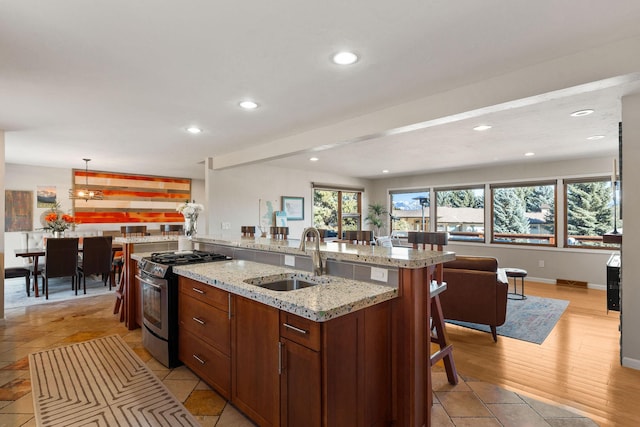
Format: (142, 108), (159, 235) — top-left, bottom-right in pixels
(365, 202), (388, 237)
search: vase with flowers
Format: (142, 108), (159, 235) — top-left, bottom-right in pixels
(176, 200), (204, 238)
(41, 202), (78, 238)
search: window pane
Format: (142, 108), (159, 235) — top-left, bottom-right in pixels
(313, 190), (338, 232)
(390, 191), (429, 236)
(313, 189), (362, 239)
(492, 184), (556, 245)
(566, 180), (621, 248)
(436, 188), (484, 242)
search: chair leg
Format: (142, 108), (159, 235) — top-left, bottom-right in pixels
(44, 277), (48, 300)
(25, 274), (30, 297)
(430, 295), (458, 385)
(490, 325), (498, 342)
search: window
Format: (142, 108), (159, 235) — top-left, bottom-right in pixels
(435, 187), (484, 242)
(312, 184), (363, 238)
(565, 178), (621, 248)
(491, 182), (556, 246)
(389, 190), (429, 237)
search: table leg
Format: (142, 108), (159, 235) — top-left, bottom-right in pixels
(32, 255), (40, 298)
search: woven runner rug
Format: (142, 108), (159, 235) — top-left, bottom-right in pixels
(29, 335), (200, 426)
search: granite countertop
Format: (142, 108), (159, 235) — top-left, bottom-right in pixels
(193, 235), (455, 269)
(114, 235), (180, 244)
(174, 260), (398, 322)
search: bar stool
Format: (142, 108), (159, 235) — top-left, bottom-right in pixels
(409, 231), (458, 385)
(343, 230), (373, 245)
(306, 228), (326, 242)
(241, 226), (256, 237)
(270, 226), (289, 239)
(161, 224), (183, 235)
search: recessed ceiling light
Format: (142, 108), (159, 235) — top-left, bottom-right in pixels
(186, 126), (202, 134)
(239, 100), (259, 110)
(309, 157), (319, 162)
(332, 51), (359, 65)
(525, 152), (535, 157)
(570, 109), (594, 117)
(587, 135), (605, 140)
(473, 125), (492, 131)
(382, 169), (389, 174)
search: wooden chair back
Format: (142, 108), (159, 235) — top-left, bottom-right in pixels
(44, 238), (79, 278)
(120, 225), (147, 236)
(81, 236), (113, 276)
(408, 232), (449, 283)
(270, 226), (289, 240)
(344, 230), (373, 245)
(241, 226), (256, 237)
(161, 224), (183, 235)
(305, 228), (326, 242)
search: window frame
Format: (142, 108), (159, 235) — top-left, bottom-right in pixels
(490, 180), (557, 247)
(563, 176), (620, 249)
(312, 185), (363, 238)
(434, 185), (485, 243)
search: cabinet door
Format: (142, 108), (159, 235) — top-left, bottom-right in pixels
(280, 338), (321, 427)
(232, 295), (280, 426)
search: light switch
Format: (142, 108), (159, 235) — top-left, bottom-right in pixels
(284, 255), (295, 267)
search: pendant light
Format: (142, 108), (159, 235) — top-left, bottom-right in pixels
(69, 158), (104, 201)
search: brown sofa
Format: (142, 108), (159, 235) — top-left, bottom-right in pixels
(439, 256), (508, 341)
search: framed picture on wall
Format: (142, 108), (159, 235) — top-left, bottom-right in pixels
(282, 196), (304, 220)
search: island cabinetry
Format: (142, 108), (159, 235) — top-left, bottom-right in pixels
(178, 277), (231, 399)
(279, 312), (321, 427)
(232, 295), (281, 426)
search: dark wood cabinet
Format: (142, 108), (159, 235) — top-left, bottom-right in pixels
(178, 277), (231, 399)
(232, 295), (280, 426)
(178, 276), (393, 427)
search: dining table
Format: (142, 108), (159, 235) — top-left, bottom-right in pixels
(15, 243), (123, 298)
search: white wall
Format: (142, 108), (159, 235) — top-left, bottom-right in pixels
(369, 156), (617, 287)
(621, 92), (640, 369)
(206, 163), (371, 240)
(3, 163), (205, 266)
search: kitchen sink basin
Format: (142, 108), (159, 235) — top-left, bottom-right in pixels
(244, 274), (325, 292)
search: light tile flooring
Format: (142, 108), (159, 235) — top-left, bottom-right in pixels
(1, 278), (597, 426)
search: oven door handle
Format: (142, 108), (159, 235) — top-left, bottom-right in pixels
(136, 275), (164, 289)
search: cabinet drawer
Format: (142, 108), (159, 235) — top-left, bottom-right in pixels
(179, 276), (228, 311)
(179, 293), (230, 356)
(179, 329), (230, 399)
(279, 311), (321, 351)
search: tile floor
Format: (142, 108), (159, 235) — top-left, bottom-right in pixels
(1, 278), (598, 426)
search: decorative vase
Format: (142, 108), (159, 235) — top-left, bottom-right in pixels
(53, 231), (64, 238)
(184, 214), (198, 239)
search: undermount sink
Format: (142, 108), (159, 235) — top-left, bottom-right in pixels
(244, 273), (326, 292)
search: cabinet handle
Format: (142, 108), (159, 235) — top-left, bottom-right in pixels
(278, 342), (283, 375)
(192, 287), (205, 294)
(192, 317), (205, 325)
(193, 354), (206, 365)
(283, 323), (307, 335)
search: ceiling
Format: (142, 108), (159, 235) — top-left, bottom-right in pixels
(3, 1), (640, 180)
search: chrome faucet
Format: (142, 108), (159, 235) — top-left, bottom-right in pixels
(299, 227), (324, 276)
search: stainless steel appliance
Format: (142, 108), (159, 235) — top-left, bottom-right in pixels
(137, 250), (232, 368)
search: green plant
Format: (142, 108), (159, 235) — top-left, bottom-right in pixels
(365, 202), (388, 237)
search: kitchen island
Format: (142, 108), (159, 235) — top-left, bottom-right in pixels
(176, 235), (455, 427)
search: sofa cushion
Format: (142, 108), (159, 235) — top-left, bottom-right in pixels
(443, 256), (497, 272)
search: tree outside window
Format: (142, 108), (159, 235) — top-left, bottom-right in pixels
(491, 183), (556, 245)
(435, 187), (484, 242)
(565, 179), (620, 248)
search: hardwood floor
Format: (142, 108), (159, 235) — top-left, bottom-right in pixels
(442, 281), (640, 426)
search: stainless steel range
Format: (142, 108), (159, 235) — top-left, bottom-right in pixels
(137, 250), (232, 368)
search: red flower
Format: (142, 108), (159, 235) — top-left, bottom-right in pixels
(61, 214), (75, 223)
(45, 213), (58, 222)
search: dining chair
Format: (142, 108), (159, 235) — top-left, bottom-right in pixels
(40, 238), (79, 299)
(78, 236), (113, 293)
(343, 230), (373, 245)
(120, 225), (148, 236)
(270, 226), (289, 239)
(4, 267), (31, 297)
(408, 231), (458, 385)
(241, 226), (256, 237)
(161, 224), (183, 235)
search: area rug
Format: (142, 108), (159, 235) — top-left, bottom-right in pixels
(446, 295), (569, 344)
(29, 335), (200, 426)
(4, 275), (113, 309)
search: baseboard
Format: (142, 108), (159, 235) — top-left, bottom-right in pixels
(526, 276), (606, 291)
(622, 357), (640, 371)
